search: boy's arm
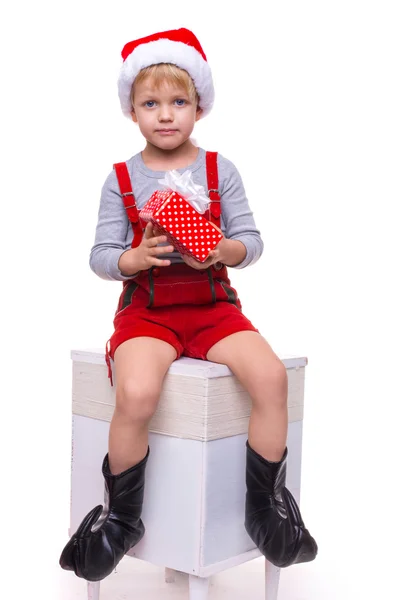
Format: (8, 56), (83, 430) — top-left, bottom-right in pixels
(217, 155), (264, 268)
(89, 170), (137, 281)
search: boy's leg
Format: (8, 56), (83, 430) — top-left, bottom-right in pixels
(206, 330), (287, 462)
(180, 299), (317, 567)
(110, 336), (178, 473)
(60, 336), (179, 580)
(205, 329), (317, 567)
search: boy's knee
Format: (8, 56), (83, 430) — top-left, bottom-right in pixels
(266, 360), (288, 398)
(252, 360), (288, 409)
(273, 360), (288, 389)
(116, 380), (160, 423)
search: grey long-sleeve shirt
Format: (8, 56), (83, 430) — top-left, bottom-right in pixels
(89, 148), (264, 281)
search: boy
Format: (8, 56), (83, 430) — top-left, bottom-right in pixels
(60, 28), (317, 582)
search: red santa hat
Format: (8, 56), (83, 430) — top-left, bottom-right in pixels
(118, 28), (214, 119)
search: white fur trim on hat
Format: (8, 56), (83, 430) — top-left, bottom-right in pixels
(118, 38), (214, 119)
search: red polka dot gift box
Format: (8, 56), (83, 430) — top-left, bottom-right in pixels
(139, 190), (223, 263)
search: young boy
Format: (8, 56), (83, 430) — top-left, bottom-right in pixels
(60, 28), (317, 582)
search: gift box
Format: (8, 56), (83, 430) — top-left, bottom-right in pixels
(139, 189), (223, 263)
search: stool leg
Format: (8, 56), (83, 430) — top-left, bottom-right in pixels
(265, 560), (280, 600)
(165, 567), (177, 583)
(87, 581), (100, 600)
(189, 574), (209, 600)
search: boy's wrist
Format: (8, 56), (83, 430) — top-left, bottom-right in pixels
(118, 248), (140, 277)
(217, 238), (247, 267)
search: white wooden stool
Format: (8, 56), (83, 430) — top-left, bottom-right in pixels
(69, 350), (307, 600)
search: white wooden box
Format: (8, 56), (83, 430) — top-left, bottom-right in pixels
(69, 350), (307, 597)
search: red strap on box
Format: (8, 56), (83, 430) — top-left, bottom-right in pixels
(113, 162), (143, 248)
(205, 151), (221, 227)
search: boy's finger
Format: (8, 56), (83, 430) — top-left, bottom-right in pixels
(144, 222), (154, 239)
(148, 235), (167, 246)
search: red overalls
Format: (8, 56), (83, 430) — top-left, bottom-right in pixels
(105, 152), (259, 385)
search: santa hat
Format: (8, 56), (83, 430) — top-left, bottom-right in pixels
(118, 28), (214, 119)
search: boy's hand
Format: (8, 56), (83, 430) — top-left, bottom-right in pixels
(118, 222), (174, 276)
(181, 238), (227, 270)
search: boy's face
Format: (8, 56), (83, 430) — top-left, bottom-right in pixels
(130, 78), (202, 150)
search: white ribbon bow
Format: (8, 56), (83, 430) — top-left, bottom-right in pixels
(158, 170), (210, 214)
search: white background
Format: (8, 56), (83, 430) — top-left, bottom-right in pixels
(1, 1), (399, 598)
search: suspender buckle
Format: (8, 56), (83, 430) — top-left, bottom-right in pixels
(208, 189), (220, 198)
(122, 192), (136, 209)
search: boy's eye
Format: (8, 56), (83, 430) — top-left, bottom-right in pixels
(145, 101), (156, 108)
(175, 99), (187, 106)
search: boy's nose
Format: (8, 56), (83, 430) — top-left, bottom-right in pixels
(158, 106), (173, 121)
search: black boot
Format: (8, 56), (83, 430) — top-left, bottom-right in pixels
(245, 441), (318, 568)
(59, 448), (149, 581)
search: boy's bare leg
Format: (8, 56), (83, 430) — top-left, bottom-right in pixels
(59, 337), (177, 579)
(109, 337), (177, 474)
(207, 331), (288, 462)
(206, 330), (317, 567)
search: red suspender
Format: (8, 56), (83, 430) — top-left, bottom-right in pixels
(205, 151), (221, 228)
(113, 162), (143, 248)
(114, 152), (220, 244)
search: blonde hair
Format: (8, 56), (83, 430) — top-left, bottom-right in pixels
(130, 63), (199, 107)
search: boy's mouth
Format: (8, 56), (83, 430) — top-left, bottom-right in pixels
(156, 129), (178, 135)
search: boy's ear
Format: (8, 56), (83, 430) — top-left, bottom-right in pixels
(195, 106), (203, 122)
(131, 108), (138, 123)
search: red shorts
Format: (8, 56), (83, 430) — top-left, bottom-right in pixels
(105, 263), (258, 385)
